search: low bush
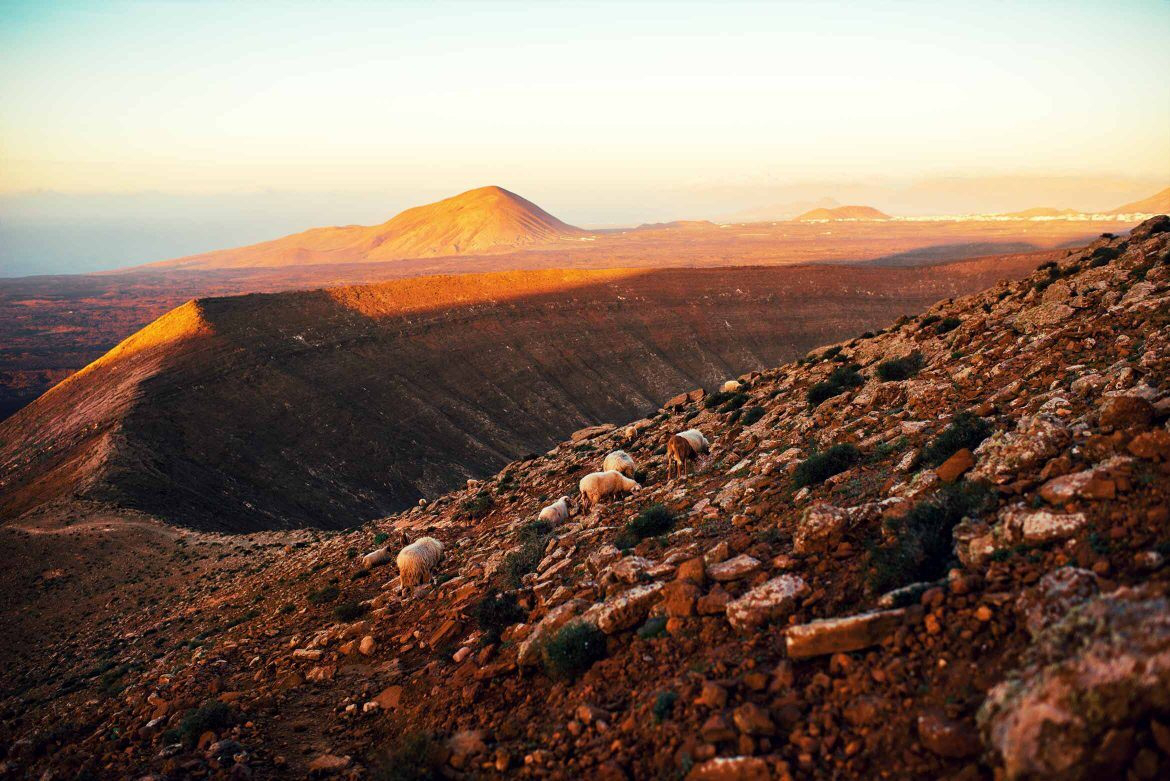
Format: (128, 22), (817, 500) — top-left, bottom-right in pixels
(542, 620), (607, 679)
(935, 316), (962, 334)
(652, 691), (679, 722)
(460, 492), (493, 520)
(333, 600), (367, 622)
(740, 406), (766, 426)
(917, 411), (991, 468)
(626, 504), (675, 540)
(472, 592), (526, 642)
(868, 482), (993, 593)
(793, 443), (861, 488)
(807, 364), (865, 407)
(876, 353), (923, 382)
(373, 531), (389, 546)
(177, 700), (233, 748)
(369, 731), (445, 781)
(307, 584), (340, 605)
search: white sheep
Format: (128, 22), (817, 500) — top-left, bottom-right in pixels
(578, 470), (641, 511)
(538, 496), (573, 525)
(678, 428), (710, 454)
(720, 380), (742, 393)
(396, 536), (443, 594)
(602, 449), (637, 477)
(361, 547), (393, 570)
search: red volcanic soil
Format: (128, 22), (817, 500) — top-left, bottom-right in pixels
(1, 258), (1045, 532)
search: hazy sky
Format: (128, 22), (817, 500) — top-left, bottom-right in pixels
(2, 0), (1169, 275)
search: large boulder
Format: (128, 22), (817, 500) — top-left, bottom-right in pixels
(979, 586), (1170, 780)
(725, 575), (808, 631)
(971, 414), (1071, 484)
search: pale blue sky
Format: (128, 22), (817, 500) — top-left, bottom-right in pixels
(1, 0), (1168, 274)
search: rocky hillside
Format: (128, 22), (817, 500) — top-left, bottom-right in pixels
(0, 264), (1020, 532)
(1, 218), (1168, 780)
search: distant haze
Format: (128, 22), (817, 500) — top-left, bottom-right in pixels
(1, 0), (1168, 276)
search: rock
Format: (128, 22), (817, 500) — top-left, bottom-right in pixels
(1098, 395), (1155, 430)
(685, 756), (771, 781)
(587, 544), (622, 575)
(1128, 429), (1170, 461)
(604, 555), (654, 584)
(700, 713), (737, 742)
(676, 556), (707, 585)
(704, 542), (730, 565)
(1014, 302), (1073, 333)
(584, 582), (664, 634)
(785, 608), (910, 659)
(571, 423), (615, 442)
(1016, 567), (1100, 639)
(972, 414), (1071, 484)
(517, 599), (587, 667)
(292, 648), (324, 661)
(695, 682), (728, 709)
(917, 710), (980, 758)
(731, 702), (774, 735)
(307, 754), (350, 774)
(666, 389), (704, 409)
(935, 448), (975, 483)
(725, 575), (808, 631)
(706, 554), (761, 582)
(980, 586), (1170, 781)
(447, 730), (487, 769)
(373, 685), (402, 710)
(793, 503), (849, 554)
(358, 635), (376, 656)
(1000, 505), (1088, 544)
(697, 587), (731, 615)
(1038, 469), (1115, 503)
(660, 581), (701, 617)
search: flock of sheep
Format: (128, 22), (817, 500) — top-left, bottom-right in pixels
(361, 379), (740, 594)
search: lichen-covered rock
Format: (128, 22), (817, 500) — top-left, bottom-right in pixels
(793, 503), (849, 554)
(1000, 504), (1088, 544)
(706, 554), (761, 582)
(971, 414), (1071, 484)
(725, 574), (808, 631)
(1015, 566), (1100, 639)
(980, 586), (1170, 780)
(582, 582), (664, 634)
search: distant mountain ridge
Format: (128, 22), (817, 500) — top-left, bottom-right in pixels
(1112, 186), (1170, 215)
(140, 186), (587, 271)
(794, 205), (891, 222)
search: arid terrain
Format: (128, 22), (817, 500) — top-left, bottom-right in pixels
(1, 259), (1045, 532)
(1, 217), (1167, 781)
(0, 191), (1145, 422)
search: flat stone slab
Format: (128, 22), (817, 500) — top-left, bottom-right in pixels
(785, 607), (913, 659)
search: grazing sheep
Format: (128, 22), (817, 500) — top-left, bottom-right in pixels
(602, 449), (637, 477)
(667, 434), (699, 480)
(720, 380), (742, 393)
(361, 547), (393, 570)
(539, 496), (573, 525)
(678, 428), (710, 454)
(397, 536), (443, 594)
(579, 470), (641, 511)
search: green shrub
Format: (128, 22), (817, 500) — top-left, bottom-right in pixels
(868, 482), (993, 592)
(542, 621), (607, 679)
(498, 526), (551, 589)
(1089, 246), (1120, 267)
(177, 700), (233, 748)
(704, 390), (736, 409)
(935, 317), (962, 334)
(472, 592), (526, 642)
(627, 504), (675, 540)
(918, 411), (991, 468)
(637, 616), (668, 639)
(333, 600), (367, 622)
(652, 691), (679, 722)
(369, 732), (445, 781)
(919, 314), (941, 327)
(876, 353), (923, 382)
(808, 364), (865, 407)
(307, 585), (340, 605)
(373, 532), (389, 546)
(719, 392), (749, 412)
(740, 406), (766, 426)
(793, 443), (861, 488)
(460, 492), (493, 520)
